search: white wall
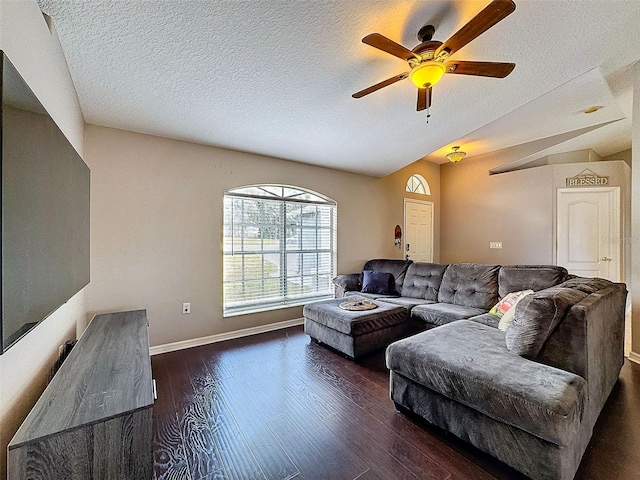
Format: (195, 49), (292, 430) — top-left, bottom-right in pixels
(85, 125), (441, 348)
(0, 1), (87, 477)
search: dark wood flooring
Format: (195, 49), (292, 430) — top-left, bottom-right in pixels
(152, 326), (640, 480)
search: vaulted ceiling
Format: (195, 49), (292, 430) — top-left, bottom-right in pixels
(38, 0), (640, 177)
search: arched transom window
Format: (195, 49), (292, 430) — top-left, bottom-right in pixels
(405, 174), (431, 195)
(223, 185), (337, 316)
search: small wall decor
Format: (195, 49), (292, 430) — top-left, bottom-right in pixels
(395, 225), (402, 247)
(566, 168), (608, 187)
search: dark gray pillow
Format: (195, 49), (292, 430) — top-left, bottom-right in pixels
(361, 270), (395, 295)
(505, 286), (588, 358)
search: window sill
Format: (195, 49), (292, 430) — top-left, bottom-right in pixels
(224, 295), (333, 318)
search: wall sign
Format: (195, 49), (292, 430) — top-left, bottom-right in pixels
(566, 169), (608, 187)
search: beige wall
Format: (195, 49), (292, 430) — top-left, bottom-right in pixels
(86, 125), (440, 347)
(0, 0), (87, 478)
(603, 148), (632, 167)
(380, 159), (441, 262)
(441, 156), (631, 278)
(631, 63), (640, 358)
(441, 156), (554, 264)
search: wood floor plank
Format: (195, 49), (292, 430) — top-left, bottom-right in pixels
(266, 413), (368, 480)
(383, 410), (504, 480)
(243, 352), (448, 480)
(283, 358), (452, 480)
(226, 367), (374, 480)
(152, 356), (193, 480)
(153, 412), (192, 480)
(207, 374), (300, 480)
(178, 400), (229, 480)
(193, 380), (266, 480)
(166, 355), (229, 480)
(294, 344), (399, 424)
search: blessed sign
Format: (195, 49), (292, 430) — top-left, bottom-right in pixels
(566, 169), (608, 187)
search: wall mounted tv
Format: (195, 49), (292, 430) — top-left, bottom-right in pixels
(1, 51), (90, 353)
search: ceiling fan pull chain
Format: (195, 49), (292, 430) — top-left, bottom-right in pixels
(426, 107), (431, 124)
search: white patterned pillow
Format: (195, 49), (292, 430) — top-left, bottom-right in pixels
(490, 290), (534, 319)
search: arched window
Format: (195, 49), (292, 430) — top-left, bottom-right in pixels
(405, 174), (431, 195)
(223, 185), (337, 316)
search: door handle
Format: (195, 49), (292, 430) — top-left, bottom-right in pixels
(600, 257), (612, 262)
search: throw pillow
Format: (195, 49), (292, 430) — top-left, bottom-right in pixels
(361, 270), (395, 295)
(505, 286), (588, 358)
(498, 292), (532, 332)
(490, 290), (534, 318)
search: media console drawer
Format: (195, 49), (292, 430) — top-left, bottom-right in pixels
(8, 309), (154, 479)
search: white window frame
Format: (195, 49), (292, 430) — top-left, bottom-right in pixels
(405, 174), (431, 195)
(223, 185), (337, 317)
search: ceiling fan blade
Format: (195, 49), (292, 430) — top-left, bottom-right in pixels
(352, 73), (408, 98)
(417, 87), (432, 111)
(362, 33), (420, 62)
(435, 0), (516, 58)
(445, 60), (515, 77)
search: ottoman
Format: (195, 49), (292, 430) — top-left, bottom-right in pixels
(303, 295), (418, 359)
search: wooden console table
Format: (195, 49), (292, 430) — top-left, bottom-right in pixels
(8, 309), (154, 479)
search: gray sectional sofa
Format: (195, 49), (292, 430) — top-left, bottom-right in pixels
(326, 259), (627, 480)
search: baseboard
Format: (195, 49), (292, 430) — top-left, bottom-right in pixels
(627, 351), (640, 365)
(149, 317), (304, 355)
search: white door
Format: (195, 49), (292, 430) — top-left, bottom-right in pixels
(556, 187), (620, 281)
(404, 199), (433, 262)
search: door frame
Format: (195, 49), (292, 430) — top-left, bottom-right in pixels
(403, 198), (434, 262)
(555, 186), (621, 281)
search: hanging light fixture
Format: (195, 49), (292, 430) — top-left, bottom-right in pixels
(408, 61), (446, 89)
(446, 146), (466, 163)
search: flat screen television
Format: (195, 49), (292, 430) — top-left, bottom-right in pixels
(1, 51), (90, 353)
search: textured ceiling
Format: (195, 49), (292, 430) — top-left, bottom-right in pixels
(38, 0), (640, 177)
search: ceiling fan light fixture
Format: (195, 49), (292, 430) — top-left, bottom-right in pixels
(446, 146), (466, 163)
(409, 61), (446, 88)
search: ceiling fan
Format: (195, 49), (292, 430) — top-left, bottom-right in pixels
(352, 0), (516, 113)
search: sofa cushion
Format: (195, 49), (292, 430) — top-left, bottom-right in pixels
(345, 291), (399, 300)
(467, 313), (500, 328)
(438, 263), (500, 310)
(505, 286), (589, 358)
(361, 270), (395, 295)
(411, 303), (486, 327)
(303, 295), (408, 336)
(386, 320), (587, 446)
(498, 265), (568, 299)
(361, 259), (412, 294)
(377, 297), (436, 311)
(400, 263), (448, 301)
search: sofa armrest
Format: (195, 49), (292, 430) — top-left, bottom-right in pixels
(536, 283), (627, 424)
(332, 273), (360, 298)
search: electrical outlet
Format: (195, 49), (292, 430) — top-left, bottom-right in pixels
(183, 303), (191, 314)
(490, 241), (503, 249)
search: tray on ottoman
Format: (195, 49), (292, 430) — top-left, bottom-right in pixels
(303, 295), (418, 359)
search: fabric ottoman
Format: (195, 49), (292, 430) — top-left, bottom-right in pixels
(303, 295), (417, 359)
